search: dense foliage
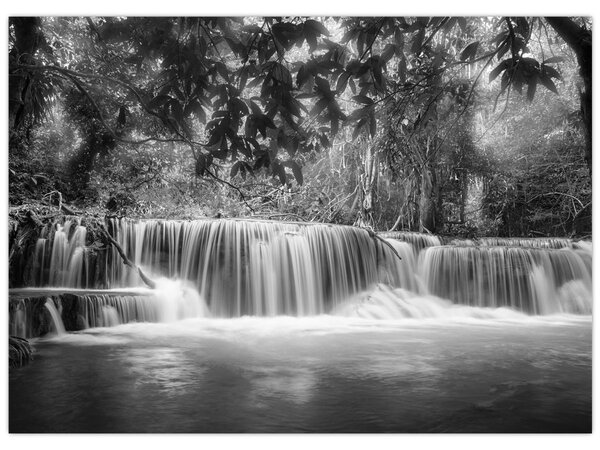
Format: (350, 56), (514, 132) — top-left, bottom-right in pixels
(9, 16), (591, 237)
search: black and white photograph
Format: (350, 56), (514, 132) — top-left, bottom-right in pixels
(6, 11), (593, 437)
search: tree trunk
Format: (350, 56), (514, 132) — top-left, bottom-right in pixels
(419, 167), (436, 233)
(545, 17), (592, 176)
(9, 17), (42, 132)
(357, 144), (378, 227)
(459, 173), (468, 224)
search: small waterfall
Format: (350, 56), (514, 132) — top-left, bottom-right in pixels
(378, 231), (442, 252)
(418, 245), (592, 314)
(25, 219), (91, 289)
(44, 298), (66, 335)
(9, 281), (211, 337)
(9, 303), (27, 337)
(76, 286), (209, 327)
(477, 237), (573, 249)
(382, 239), (421, 293)
(78, 294), (159, 328)
(100, 306), (121, 327)
(33, 238), (47, 286)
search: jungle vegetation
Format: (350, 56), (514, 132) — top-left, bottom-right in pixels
(8, 16), (592, 237)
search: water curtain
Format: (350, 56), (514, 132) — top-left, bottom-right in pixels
(13, 218), (592, 325)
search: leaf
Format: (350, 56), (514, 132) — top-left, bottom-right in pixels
(489, 60), (510, 83)
(284, 160), (303, 185)
(254, 154), (270, 170)
(542, 56), (565, 65)
(348, 105), (373, 121)
(460, 41), (479, 61)
(239, 141), (253, 158)
(207, 130), (222, 147)
(272, 63), (293, 86)
(310, 97), (329, 117)
(239, 66), (249, 91)
(349, 77), (357, 94)
(381, 43), (396, 63)
(336, 71), (351, 94)
(230, 161), (242, 178)
(296, 65), (310, 88)
(411, 28), (425, 54)
(248, 101), (263, 116)
(246, 75), (264, 90)
(272, 161), (287, 185)
(539, 75), (559, 95)
(352, 94), (374, 105)
(314, 76), (332, 97)
(331, 118), (339, 136)
(397, 57), (407, 83)
(304, 19), (329, 37)
(496, 41), (510, 60)
(500, 71), (510, 94)
(214, 61), (230, 81)
(542, 64), (561, 80)
(345, 59), (362, 75)
(516, 17), (530, 38)
(195, 154), (213, 176)
(263, 115), (277, 129)
(246, 138), (261, 153)
(231, 97), (249, 117)
(353, 117), (367, 140)
(245, 116), (257, 139)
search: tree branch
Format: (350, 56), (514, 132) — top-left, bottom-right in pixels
(205, 168), (256, 212)
(98, 223), (156, 289)
(16, 63), (210, 148)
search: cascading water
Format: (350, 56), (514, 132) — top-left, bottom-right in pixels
(8, 218), (592, 337)
(8, 220), (593, 433)
(19, 219), (406, 318)
(9, 281), (211, 337)
(43, 298), (65, 335)
(377, 230), (442, 252)
(418, 242), (592, 314)
(477, 237), (573, 248)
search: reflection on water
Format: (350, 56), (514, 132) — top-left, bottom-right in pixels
(9, 316), (591, 433)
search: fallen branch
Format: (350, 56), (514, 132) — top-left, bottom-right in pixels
(254, 213), (307, 222)
(363, 227), (402, 261)
(98, 223), (156, 289)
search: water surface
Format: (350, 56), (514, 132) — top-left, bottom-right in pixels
(9, 315), (591, 433)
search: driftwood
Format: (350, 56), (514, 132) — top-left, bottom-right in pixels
(98, 223), (156, 289)
(363, 227), (402, 261)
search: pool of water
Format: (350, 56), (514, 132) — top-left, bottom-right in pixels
(9, 315), (592, 433)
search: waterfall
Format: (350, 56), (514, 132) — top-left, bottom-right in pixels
(102, 219), (404, 317)
(418, 244), (592, 314)
(44, 298), (66, 335)
(9, 283), (211, 338)
(9, 218), (592, 331)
